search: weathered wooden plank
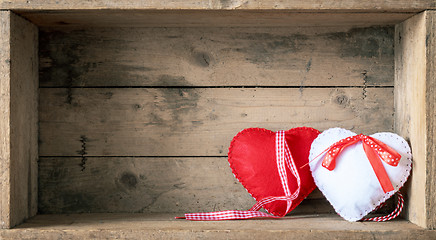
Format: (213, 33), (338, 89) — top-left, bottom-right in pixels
(394, 12), (426, 229)
(39, 88), (394, 157)
(19, 11), (414, 28)
(0, 10), (11, 230)
(38, 157), (251, 213)
(425, 10), (436, 231)
(9, 11), (39, 229)
(0, 11), (38, 229)
(2, 0), (436, 11)
(37, 154), (390, 215)
(38, 157), (335, 214)
(14, 213), (419, 231)
(39, 26), (394, 87)
(2, 213), (434, 239)
(394, 10), (436, 229)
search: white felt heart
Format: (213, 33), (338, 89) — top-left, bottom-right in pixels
(309, 128), (412, 221)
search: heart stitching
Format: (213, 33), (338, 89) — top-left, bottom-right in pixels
(309, 128), (412, 221)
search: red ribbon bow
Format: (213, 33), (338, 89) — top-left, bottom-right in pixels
(322, 134), (401, 193)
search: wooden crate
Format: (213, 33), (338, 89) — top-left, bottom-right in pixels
(0, 1), (435, 238)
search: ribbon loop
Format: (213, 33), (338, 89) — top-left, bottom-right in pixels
(365, 136), (401, 167)
(321, 134), (401, 193)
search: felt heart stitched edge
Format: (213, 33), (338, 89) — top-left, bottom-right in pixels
(228, 127), (320, 216)
(309, 128), (412, 221)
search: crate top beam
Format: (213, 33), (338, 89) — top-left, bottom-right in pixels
(11, 10), (419, 28)
(1, 0), (436, 11)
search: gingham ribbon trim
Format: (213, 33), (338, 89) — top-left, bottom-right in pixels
(178, 131), (300, 220)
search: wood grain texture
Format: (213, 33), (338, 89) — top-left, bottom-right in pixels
(9, 11), (39, 229)
(19, 11), (414, 28)
(38, 157), (334, 214)
(0, 10), (11, 229)
(39, 26), (394, 87)
(0, 11), (38, 229)
(2, 0), (436, 11)
(15, 213), (421, 231)
(394, 11), (427, 229)
(39, 88), (394, 157)
(394, 11), (436, 229)
(38, 157), (252, 213)
(1, 213), (434, 239)
(424, 10), (436, 230)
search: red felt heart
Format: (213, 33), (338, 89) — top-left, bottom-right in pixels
(228, 127), (320, 216)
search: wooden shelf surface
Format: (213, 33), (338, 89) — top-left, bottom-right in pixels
(0, 213), (434, 239)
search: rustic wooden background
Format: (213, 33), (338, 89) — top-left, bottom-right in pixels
(38, 25), (395, 214)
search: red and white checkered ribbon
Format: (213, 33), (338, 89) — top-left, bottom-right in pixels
(177, 131), (300, 220)
(361, 191), (404, 222)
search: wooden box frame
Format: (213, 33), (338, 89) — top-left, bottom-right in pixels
(0, 1), (435, 238)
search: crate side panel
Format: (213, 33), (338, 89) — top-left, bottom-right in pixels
(395, 12), (428, 228)
(9, 12), (39, 227)
(394, 11), (436, 229)
(39, 26), (394, 87)
(0, 11), (38, 229)
(39, 88), (394, 157)
(425, 10), (436, 230)
(0, 10), (11, 229)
